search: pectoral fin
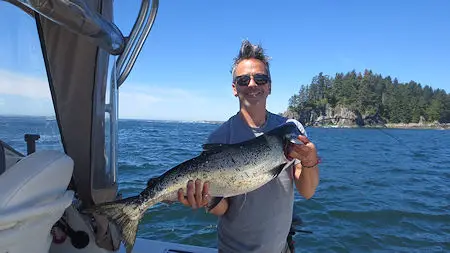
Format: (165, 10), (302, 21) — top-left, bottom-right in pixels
(270, 160), (295, 178)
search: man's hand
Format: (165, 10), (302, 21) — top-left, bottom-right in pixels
(288, 135), (319, 169)
(287, 135), (320, 199)
(178, 179), (210, 209)
(177, 179), (229, 215)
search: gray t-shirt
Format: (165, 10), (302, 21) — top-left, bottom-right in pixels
(206, 111), (307, 253)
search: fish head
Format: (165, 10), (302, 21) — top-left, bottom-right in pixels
(266, 120), (305, 161)
(283, 120), (304, 140)
(267, 120), (304, 145)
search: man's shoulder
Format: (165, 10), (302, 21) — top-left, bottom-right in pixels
(208, 121), (230, 139)
(206, 114), (237, 144)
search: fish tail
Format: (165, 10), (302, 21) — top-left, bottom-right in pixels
(85, 195), (145, 253)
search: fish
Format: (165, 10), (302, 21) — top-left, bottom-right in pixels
(84, 121), (304, 253)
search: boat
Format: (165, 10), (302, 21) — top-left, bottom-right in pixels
(0, 1), (306, 252)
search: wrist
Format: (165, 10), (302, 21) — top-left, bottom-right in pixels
(206, 198), (228, 216)
(301, 157), (321, 168)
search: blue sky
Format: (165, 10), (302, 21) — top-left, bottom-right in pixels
(0, 0), (449, 121)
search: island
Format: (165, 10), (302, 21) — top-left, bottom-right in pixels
(282, 70), (450, 130)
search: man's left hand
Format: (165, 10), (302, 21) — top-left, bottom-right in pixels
(287, 135), (320, 198)
(287, 135), (319, 168)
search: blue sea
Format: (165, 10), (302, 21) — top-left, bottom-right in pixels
(1, 115), (449, 252)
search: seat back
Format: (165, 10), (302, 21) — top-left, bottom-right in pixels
(0, 150), (74, 253)
(0, 150), (73, 211)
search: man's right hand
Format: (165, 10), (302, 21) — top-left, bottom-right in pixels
(178, 179), (229, 216)
(178, 179), (210, 209)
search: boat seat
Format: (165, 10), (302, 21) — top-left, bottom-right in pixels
(0, 150), (75, 253)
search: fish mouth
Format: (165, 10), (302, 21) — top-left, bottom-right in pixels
(283, 141), (294, 161)
(284, 131), (303, 144)
(283, 133), (304, 161)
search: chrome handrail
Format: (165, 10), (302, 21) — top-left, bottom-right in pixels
(116, 0), (159, 87)
(115, 0), (150, 73)
(105, 0), (159, 183)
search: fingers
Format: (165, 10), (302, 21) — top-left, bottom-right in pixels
(202, 181), (210, 205)
(297, 135), (310, 145)
(289, 143), (311, 157)
(195, 179), (203, 207)
(288, 135), (318, 163)
(178, 179), (210, 210)
(178, 188), (189, 206)
(187, 180), (197, 209)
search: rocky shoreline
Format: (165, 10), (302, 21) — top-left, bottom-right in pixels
(283, 105), (450, 130)
(384, 122), (450, 130)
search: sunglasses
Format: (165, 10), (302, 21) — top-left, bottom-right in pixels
(234, 73), (270, 87)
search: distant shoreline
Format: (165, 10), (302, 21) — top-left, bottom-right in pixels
(309, 123), (450, 130)
(1, 115), (448, 129)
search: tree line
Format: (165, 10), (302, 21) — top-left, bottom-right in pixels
(286, 69), (450, 124)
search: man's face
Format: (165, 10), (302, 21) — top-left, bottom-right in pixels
(232, 58), (271, 107)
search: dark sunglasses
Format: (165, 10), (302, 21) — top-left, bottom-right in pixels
(234, 74), (270, 86)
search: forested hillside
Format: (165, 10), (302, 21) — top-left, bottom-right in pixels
(285, 69), (450, 128)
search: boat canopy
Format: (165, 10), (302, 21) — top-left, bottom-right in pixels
(3, 0), (159, 250)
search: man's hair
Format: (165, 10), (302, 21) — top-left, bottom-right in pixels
(230, 39), (271, 79)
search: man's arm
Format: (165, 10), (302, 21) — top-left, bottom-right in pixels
(287, 126), (320, 200)
(293, 162), (319, 199)
(207, 198), (229, 216)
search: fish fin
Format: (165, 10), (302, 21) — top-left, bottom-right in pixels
(123, 220), (139, 253)
(206, 197), (224, 212)
(147, 176), (159, 187)
(84, 196), (144, 253)
(271, 160), (295, 178)
(201, 143), (235, 156)
(270, 163), (287, 177)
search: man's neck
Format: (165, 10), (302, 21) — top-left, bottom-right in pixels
(239, 105), (268, 128)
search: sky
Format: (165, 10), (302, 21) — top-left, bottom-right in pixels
(0, 0), (449, 121)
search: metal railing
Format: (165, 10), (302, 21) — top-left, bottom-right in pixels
(116, 0), (159, 87)
(105, 0), (159, 183)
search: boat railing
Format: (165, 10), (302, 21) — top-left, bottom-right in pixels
(116, 0), (159, 87)
(5, 0), (159, 87)
(105, 0), (159, 185)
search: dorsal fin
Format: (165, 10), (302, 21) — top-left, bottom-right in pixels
(199, 143), (234, 156)
(147, 176), (159, 187)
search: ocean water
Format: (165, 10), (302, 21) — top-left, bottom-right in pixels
(1, 116), (449, 252)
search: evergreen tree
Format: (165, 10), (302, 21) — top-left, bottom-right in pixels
(287, 70), (450, 125)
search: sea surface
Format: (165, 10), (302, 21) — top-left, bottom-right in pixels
(1, 115), (449, 252)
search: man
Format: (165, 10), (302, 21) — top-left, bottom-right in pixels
(178, 40), (320, 253)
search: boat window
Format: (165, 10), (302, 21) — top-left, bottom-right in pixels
(0, 2), (64, 157)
